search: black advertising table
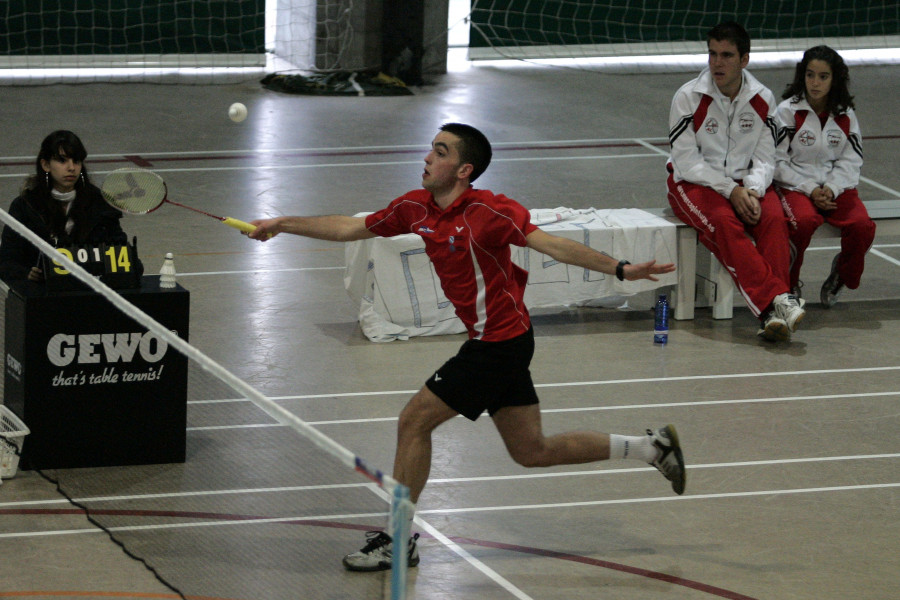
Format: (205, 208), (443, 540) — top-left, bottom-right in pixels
(3, 275), (189, 469)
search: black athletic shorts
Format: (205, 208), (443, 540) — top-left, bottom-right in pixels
(425, 327), (540, 421)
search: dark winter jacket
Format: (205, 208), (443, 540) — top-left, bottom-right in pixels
(0, 183), (142, 282)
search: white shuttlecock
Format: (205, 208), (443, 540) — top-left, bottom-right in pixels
(228, 102), (248, 122)
(159, 252), (177, 288)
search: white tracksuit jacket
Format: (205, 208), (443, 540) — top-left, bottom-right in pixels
(668, 67), (779, 199)
(774, 97), (863, 198)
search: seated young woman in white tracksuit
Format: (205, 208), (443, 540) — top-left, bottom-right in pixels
(774, 45), (875, 308)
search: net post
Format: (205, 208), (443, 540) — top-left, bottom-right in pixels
(389, 482), (413, 600)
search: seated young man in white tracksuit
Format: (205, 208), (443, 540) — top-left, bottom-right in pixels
(666, 21), (805, 342)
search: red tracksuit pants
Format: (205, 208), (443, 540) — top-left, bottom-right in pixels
(778, 188), (875, 290)
(667, 175), (791, 318)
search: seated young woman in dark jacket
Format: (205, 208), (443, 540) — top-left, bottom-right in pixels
(0, 130), (143, 283)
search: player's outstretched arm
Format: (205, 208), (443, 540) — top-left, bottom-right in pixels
(525, 229), (675, 281)
(247, 215), (375, 242)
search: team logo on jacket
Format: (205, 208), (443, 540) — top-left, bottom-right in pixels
(448, 234), (466, 253)
(798, 130), (816, 146)
(738, 113), (756, 133)
(704, 118), (719, 134)
(827, 130), (843, 147)
(418, 226), (435, 234)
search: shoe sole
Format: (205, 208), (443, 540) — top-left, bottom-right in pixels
(661, 425), (686, 496)
(786, 310), (805, 333)
(343, 559), (391, 572)
(761, 320), (791, 342)
(342, 553), (420, 572)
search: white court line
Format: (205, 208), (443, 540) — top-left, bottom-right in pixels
(187, 390), (900, 430)
(365, 484), (534, 600)
(429, 453), (900, 484)
(777, 244), (900, 251)
(870, 248), (900, 267)
(154, 241), (900, 279)
(3, 480), (898, 540)
(860, 175), (900, 198)
(634, 138), (669, 156)
(415, 517), (534, 600)
(805, 245), (900, 270)
(530, 365), (900, 390)
(0, 511), (386, 539)
(0, 138), (672, 162)
(541, 389), (900, 414)
(160, 240), (899, 280)
(416, 482), (900, 516)
(0, 162), (422, 178)
(4, 453), (896, 508)
(0, 482), (371, 507)
(0, 151), (666, 180)
(188, 366), (900, 407)
(175, 266), (343, 277)
(496, 152), (661, 163)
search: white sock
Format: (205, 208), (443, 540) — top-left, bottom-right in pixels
(609, 434), (656, 463)
(406, 506), (415, 535)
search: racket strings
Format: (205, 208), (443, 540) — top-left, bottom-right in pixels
(102, 169), (167, 214)
(101, 167), (257, 232)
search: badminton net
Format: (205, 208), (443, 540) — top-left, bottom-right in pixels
(0, 207), (412, 599)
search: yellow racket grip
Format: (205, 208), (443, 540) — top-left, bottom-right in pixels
(223, 217), (272, 238)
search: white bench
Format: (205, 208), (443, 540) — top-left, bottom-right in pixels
(647, 199), (900, 320)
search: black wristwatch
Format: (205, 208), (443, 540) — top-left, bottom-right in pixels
(616, 260), (630, 281)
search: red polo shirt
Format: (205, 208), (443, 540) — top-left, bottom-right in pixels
(365, 187), (538, 341)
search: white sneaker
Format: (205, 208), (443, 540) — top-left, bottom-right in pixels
(342, 531), (420, 572)
(757, 314), (790, 342)
(647, 425), (686, 495)
(772, 293), (805, 332)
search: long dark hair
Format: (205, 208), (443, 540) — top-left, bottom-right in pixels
(782, 45), (854, 115)
(23, 130), (94, 241)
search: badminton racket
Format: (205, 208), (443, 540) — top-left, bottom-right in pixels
(101, 167), (258, 234)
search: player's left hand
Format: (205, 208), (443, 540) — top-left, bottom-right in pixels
(729, 186), (762, 226)
(623, 260), (676, 282)
(811, 186), (837, 211)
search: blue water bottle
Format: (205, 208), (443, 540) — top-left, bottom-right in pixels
(654, 294), (669, 345)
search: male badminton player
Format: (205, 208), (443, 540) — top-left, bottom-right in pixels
(247, 123), (685, 571)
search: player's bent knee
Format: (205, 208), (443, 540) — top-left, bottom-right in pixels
(397, 388), (456, 436)
(397, 401), (435, 436)
(396, 404), (419, 434)
(794, 217), (822, 238)
(513, 455), (545, 468)
(507, 444), (551, 468)
(851, 219), (876, 243)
